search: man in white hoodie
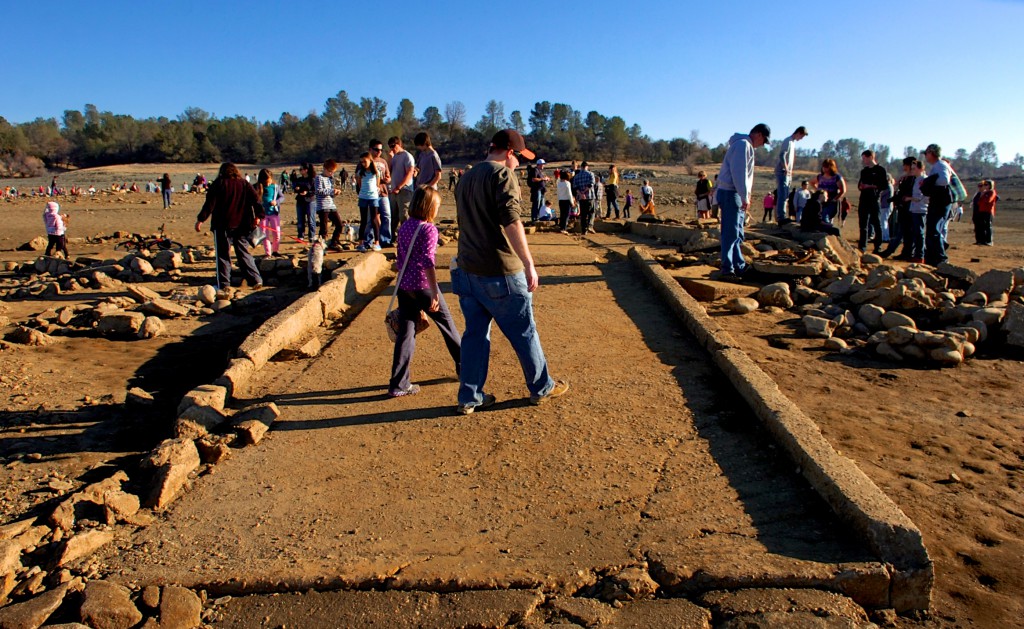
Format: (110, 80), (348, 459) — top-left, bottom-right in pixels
(715, 123), (770, 279)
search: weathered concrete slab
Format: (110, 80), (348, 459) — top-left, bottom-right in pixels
(668, 266), (759, 302)
(628, 245), (933, 613)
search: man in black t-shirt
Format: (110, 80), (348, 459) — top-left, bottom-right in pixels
(857, 149), (888, 252)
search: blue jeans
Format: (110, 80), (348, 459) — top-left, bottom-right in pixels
(450, 268), (555, 407)
(879, 204), (892, 242)
(775, 173), (790, 222)
(162, 189), (172, 209)
(358, 198), (380, 245)
(531, 188), (544, 221)
(925, 202), (951, 266)
(717, 188), (747, 275)
(908, 213), (926, 260)
(296, 200), (316, 241)
(379, 195), (393, 244)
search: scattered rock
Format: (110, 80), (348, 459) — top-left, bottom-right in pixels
(58, 530), (114, 567)
(880, 311), (916, 330)
(130, 257), (155, 275)
(857, 304), (885, 330)
(757, 282), (793, 308)
(234, 402), (280, 446)
(97, 312), (146, 336)
(6, 326), (60, 346)
(126, 285), (161, 303)
(823, 338), (847, 352)
(1004, 303), (1024, 348)
(860, 253), (883, 265)
(151, 250), (182, 270)
(140, 298), (189, 319)
(972, 307), (1005, 327)
(196, 438), (232, 465)
(962, 291), (988, 306)
(198, 285), (217, 306)
(176, 384), (227, 415)
(825, 274), (857, 297)
(102, 491), (141, 525)
(138, 316), (166, 339)
(0, 583), (68, 629)
(17, 236), (48, 252)
(126, 387), (155, 406)
(79, 580), (143, 629)
(875, 341), (904, 362)
(157, 585), (202, 629)
(140, 585), (161, 610)
(949, 472), (962, 484)
(144, 439), (201, 510)
(930, 347), (963, 365)
(726, 297), (759, 314)
(803, 316), (837, 339)
(968, 269), (1014, 299)
(175, 405), (228, 440)
(887, 326), (917, 346)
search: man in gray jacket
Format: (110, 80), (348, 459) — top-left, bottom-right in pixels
(716, 123), (770, 279)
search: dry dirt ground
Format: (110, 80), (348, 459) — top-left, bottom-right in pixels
(1, 163), (1022, 627)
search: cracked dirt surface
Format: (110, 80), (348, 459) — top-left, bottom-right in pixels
(93, 234), (874, 603)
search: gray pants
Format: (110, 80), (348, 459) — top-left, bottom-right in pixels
(389, 289), (461, 392)
(390, 187), (413, 235)
(215, 227), (262, 289)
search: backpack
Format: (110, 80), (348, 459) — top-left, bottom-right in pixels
(949, 172), (968, 204)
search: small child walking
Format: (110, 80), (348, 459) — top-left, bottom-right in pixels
(256, 169), (280, 256)
(388, 186), (461, 397)
(623, 189), (633, 219)
(43, 201), (69, 258)
(762, 191), (776, 223)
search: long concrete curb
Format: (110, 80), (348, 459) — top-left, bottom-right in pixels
(627, 246), (933, 613)
(215, 251), (392, 399)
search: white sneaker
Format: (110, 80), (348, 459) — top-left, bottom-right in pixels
(371, 244), (382, 252)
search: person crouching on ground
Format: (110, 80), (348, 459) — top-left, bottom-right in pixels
(43, 201), (69, 258)
(452, 129), (569, 414)
(388, 186), (462, 397)
(195, 162), (264, 289)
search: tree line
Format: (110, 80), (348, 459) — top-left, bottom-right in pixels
(1, 91), (1021, 182)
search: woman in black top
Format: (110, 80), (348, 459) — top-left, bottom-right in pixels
(293, 163), (316, 241)
(160, 173), (172, 209)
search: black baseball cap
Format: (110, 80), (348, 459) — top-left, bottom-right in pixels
(751, 123), (771, 143)
(490, 129), (535, 161)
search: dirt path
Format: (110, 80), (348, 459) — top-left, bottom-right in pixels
(94, 235), (873, 610)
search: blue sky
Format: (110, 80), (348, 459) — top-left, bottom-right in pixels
(5, 0), (1024, 160)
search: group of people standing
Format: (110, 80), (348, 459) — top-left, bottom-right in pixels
(526, 160), (654, 234)
(716, 123), (1001, 279)
(287, 133), (445, 253)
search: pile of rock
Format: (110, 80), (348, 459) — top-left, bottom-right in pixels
(725, 247), (1024, 366)
(3, 283), (240, 346)
(0, 386), (281, 626)
(0, 577), (203, 629)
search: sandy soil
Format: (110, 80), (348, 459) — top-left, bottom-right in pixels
(1, 163), (1021, 626)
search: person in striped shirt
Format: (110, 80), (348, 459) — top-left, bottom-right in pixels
(315, 160), (344, 250)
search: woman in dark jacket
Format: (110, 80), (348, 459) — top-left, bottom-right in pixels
(195, 162), (264, 289)
(293, 163), (316, 241)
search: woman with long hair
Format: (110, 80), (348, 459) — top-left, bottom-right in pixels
(195, 162), (264, 289)
(356, 152), (382, 251)
(388, 186), (461, 397)
(814, 159), (846, 225)
(293, 163), (316, 241)
(254, 168), (280, 256)
(604, 164), (621, 219)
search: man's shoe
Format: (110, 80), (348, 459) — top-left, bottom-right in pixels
(388, 384), (421, 398)
(457, 393), (496, 415)
(530, 380), (569, 406)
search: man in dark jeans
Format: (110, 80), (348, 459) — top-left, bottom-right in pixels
(922, 144), (953, 266)
(451, 129), (569, 414)
(571, 162), (596, 234)
(856, 149), (888, 252)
